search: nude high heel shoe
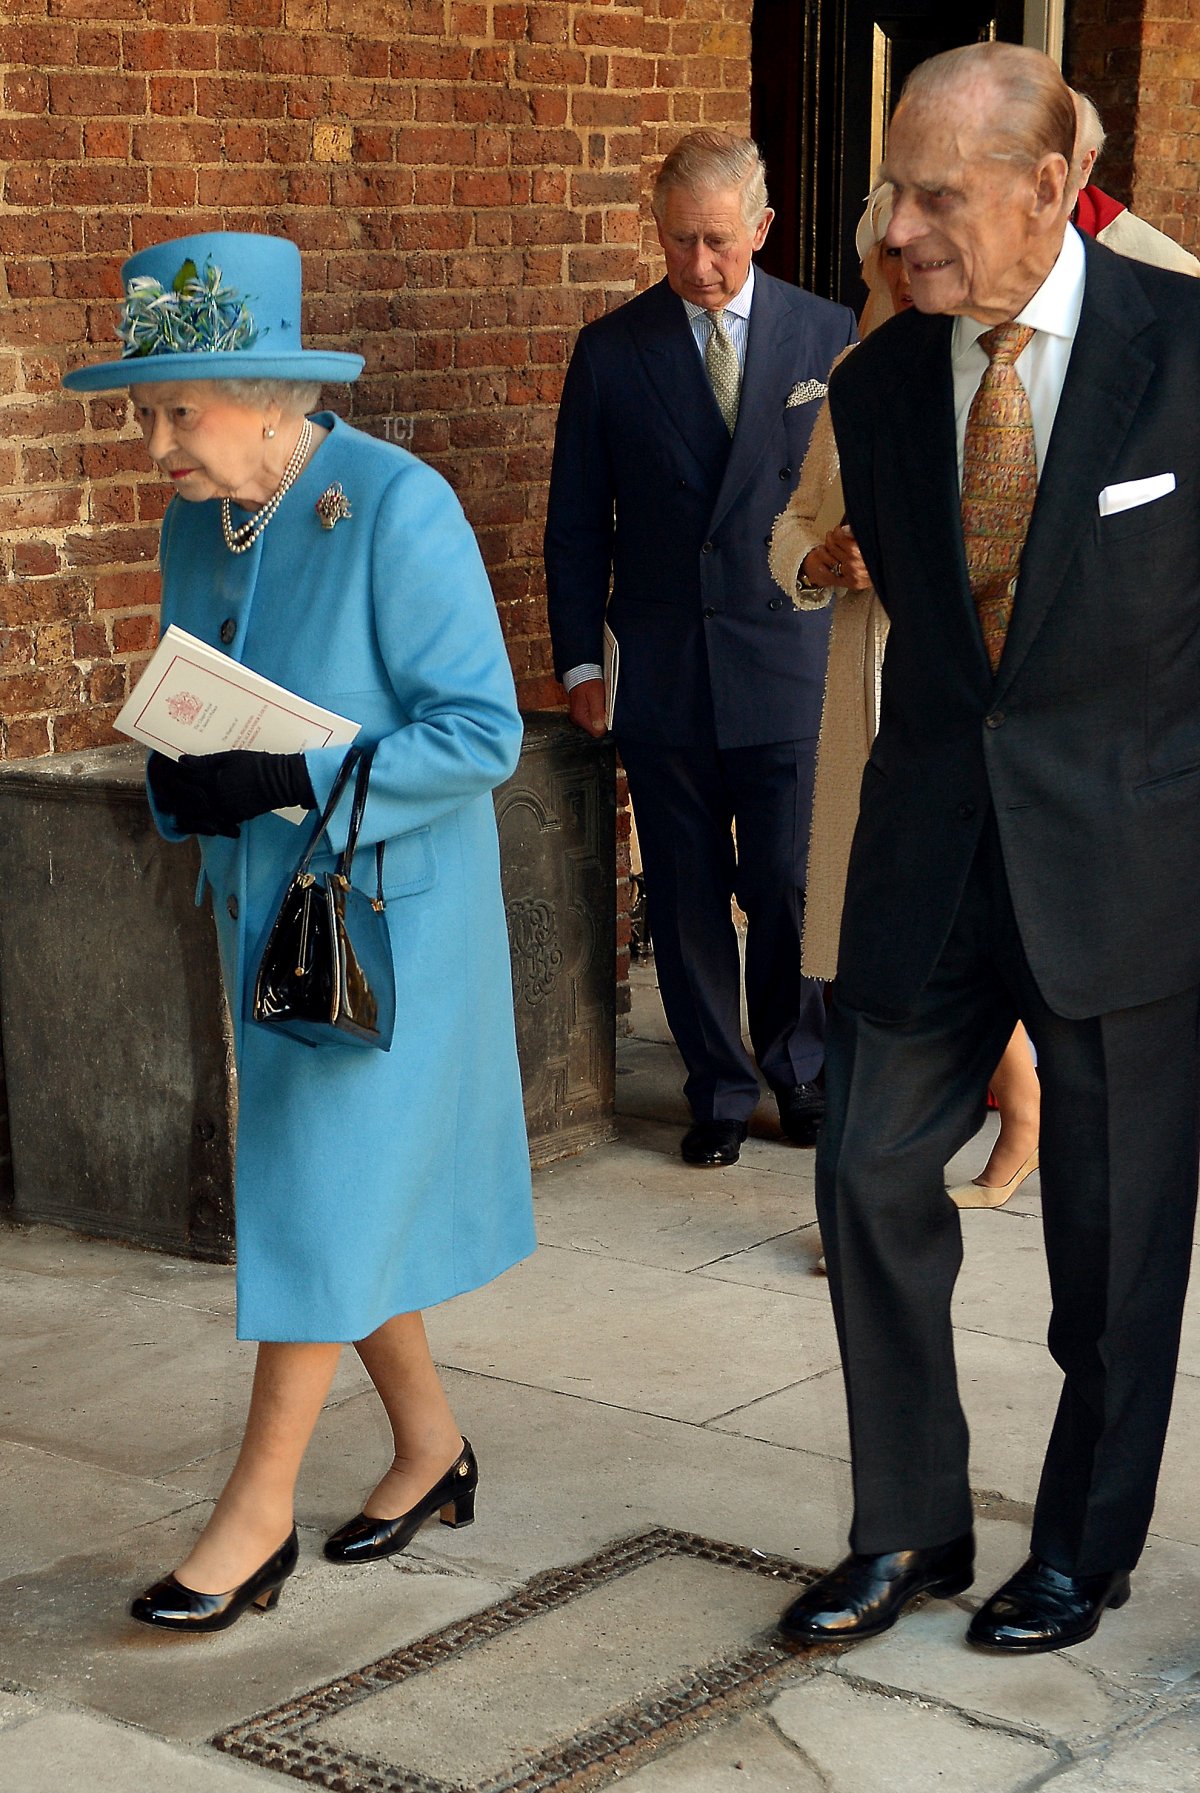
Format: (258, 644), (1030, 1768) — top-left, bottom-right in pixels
(949, 1148), (1039, 1210)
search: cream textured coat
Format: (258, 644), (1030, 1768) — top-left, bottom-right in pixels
(769, 347), (888, 979)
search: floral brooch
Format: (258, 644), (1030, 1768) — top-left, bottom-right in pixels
(315, 484), (352, 530)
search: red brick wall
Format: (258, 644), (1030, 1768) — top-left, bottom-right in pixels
(0, 0), (750, 765)
(1066, 0), (1199, 256)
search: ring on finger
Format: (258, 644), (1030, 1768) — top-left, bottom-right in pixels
(832, 560), (843, 578)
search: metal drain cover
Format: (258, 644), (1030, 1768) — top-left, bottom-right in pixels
(213, 1527), (819, 1792)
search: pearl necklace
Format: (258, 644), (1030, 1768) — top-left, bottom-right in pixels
(221, 419), (314, 555)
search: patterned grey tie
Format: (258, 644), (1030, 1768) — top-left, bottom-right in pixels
(705, 309), (740, 435)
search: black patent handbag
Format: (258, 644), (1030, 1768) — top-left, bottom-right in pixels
(249, 742), (396, 1050)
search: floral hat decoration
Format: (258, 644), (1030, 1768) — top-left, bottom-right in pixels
(62, 231), (364, 391)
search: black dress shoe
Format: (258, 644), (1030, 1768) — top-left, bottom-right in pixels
(966, 1557), (1131, 1653)
(775, 1081), (825, 1146)
(779, 1532), (975, 1645)
(324, 1439), (477, 1564)
(680, 1120), (747, 1166)
(130, 1527), (298, 1632)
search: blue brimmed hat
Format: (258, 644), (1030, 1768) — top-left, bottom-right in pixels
(62, 231), (364, 391)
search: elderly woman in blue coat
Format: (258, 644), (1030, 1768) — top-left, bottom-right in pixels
(64, 232), (535, 1632)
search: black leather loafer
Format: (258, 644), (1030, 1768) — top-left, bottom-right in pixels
(680, 1120), (747, 1166)
(775, 1081), (825, 1146)
(324, 1439), (477, 1564)
(966, 1557), (1131, 1653)
(130, 1527), (298, 1632)
(779, 1532), (975, 1645)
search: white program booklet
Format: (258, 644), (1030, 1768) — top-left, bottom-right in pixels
(603, 622), (618, 731)
(115, 625), (360, 822)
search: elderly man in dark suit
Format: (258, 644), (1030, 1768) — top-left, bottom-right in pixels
(780, 41), (1200, 1656)
(544, 130), (856, 1168)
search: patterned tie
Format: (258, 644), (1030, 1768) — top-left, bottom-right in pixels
(961, 322), (1037, 672)
(705, 309), (740, 435)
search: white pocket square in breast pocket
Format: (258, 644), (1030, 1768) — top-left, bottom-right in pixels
(1098, 473), (1176, 516)
(786, 378), (828, 408)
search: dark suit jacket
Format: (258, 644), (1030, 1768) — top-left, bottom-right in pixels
(829, 233), (1200, 1020)
(544, 272), (857, 749)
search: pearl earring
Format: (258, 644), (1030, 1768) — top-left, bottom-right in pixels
(265, 425), (276, 439)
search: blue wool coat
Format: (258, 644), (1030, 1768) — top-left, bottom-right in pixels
(153, 414), (535, 1341)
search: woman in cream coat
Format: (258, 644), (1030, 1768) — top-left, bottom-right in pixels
(770, 187), (1040, 1213)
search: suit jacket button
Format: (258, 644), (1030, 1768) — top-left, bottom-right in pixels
(985, 710), (1006, 729)
(226, 895), (239, 920)
(702, 605), (717, 619)
(957, 802), (977, 821)
(220, 618), (236, 645)
(701, 540), (714, 554)
(677, 478), (688, 489)
(779, 466), (793, 480)
(768, 596), (785, 611)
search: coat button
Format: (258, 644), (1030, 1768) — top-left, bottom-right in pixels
(701, 540), (714, 554)
(702, 605), (717, 619)
(226, 895), (239, 920)
(985, 711), (1006, 729)
(779, 466), (793, 480)
(768, 596), (786, 611)
(219, 618), (236, 645)
(677, 478), (688, 490)
(957, 802), (977, 821)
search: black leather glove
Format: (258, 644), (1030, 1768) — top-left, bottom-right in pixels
(147, 750), (316, 838)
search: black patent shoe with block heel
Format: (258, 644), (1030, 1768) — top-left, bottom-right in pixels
(130, 1527), (299, 1633)
(324, 1438), (478, 1565)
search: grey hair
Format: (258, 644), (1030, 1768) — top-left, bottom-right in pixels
(898, 41), (1076, 171)
(1072, 90), (1107, 162)
(217, 377), (323, 417)
(651, 130), (769, 229)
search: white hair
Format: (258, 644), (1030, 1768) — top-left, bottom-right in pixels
(651, 130), (769, 229)
(1072, 91), (1107, 162)
(217, 377), (323, 417)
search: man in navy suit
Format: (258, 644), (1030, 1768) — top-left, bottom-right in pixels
(781, 42), (1200, 1656)
(544, 131), (856, 1167)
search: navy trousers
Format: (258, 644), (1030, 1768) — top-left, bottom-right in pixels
(818, 816), (1200, 1573)
(619, 734), (825, 1123)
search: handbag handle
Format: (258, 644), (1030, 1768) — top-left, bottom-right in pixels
(337, 742), (386, 906)
(292, 743), (386, 905)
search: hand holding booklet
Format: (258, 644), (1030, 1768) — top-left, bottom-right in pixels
(116, 625), (359, 823)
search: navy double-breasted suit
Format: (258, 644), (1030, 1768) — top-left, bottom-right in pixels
(545, 271), (856, 1122)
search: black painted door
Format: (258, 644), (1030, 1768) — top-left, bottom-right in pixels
(751, 0), (1026, 306)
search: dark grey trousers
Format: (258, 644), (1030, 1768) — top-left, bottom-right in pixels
(619, 734), (825, 1123)
(818, 818), (1200, 1574)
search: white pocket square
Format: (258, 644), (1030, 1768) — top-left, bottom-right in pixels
(786, 378), (828, 408)
(1098, 473), (1176, 516)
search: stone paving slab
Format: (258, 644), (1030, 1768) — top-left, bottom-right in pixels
(532, 1122), (819, 1273)
(833, 1605), (1142, 1746)
(0, 1440), (201, 1582)
(613, 1712), (822, 1790)
(0, 1711), (279, 1792)
(0, 1222), (233, 1307)
(0, 1511), (505, 1744)
(178, 1372), (852, 1591)
(423, 1244), (842, 1425)
(1039, 1703), (1200, 1790)
(768, 1675), (1060, 1791)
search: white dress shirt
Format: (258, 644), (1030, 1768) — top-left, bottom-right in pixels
(563, 268), (757, 694)
(951, 224), (1086, 487)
